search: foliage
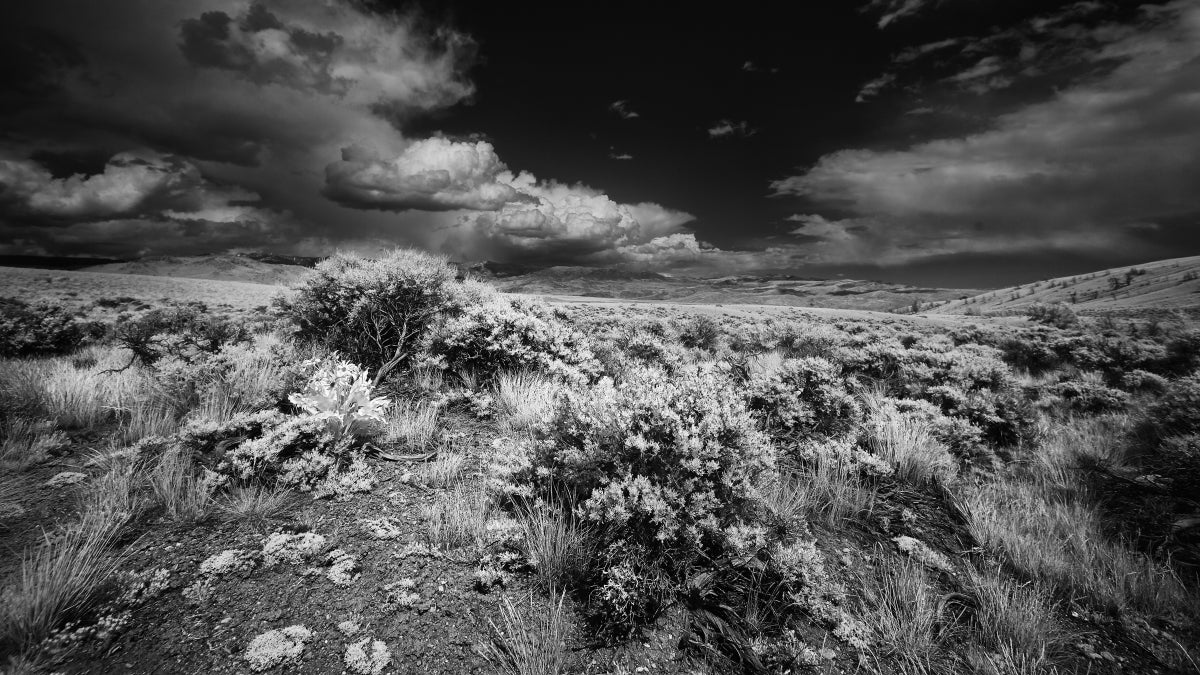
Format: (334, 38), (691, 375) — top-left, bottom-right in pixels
(0, 298), (91, 358)
(277, 249), (479, 384)
(1047, 379), (1130, 414)
(429, 299), (601, 385)
(287, 357), (389, 440)
(1145, 375), (1200, 439)
(744, 357), (861, 442)
(114, 303), (250, 369)
(533, 364), (774, 561)
(1027, 303), (1079, 329)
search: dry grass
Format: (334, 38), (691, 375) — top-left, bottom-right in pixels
(856, 557), (944, 662)
(418, 452), (467, 488)
(513, 499), (591, 592)
(862, 397), (956, 483)
(216, 484), (296, 525)
(386, 399), (440, 451)
(76, 460), (145, 536)
(493, 371), (561, 433)
(966, 474), (1193, 619)
(481, 591), (571, 675)
(966, 565), (1068, 674)
(764, 460), (876, 530)
(0, 348), (142, 431)
(0, 519), (123, 653)
(420, 483), (492, 552)
(0, 418), (67, 472)
(148, 445), (214, 522)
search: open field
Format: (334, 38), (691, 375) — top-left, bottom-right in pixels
(1, 251), (1198, 675)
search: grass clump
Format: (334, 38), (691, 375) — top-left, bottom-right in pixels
(481, 592), (571, 675)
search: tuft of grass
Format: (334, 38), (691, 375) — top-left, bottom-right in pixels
(967, 565), (1068, 673)
(121, 388), (180, 444)
(514, 498), (591, 592)
(386, 399), (440, 451)
(148, 445), (214, 522)
(420, 483), (492, 552)
(493, 371), (561, 433)
(482, 591), (571, 675)
(0, 417), (67, 472)
(216, 484), (296, 525)
(764, 461), (875, 530)
(854, 557), (944, 669)
(418, 452), (467, 488)
(76, 460), (144, 535)
(861, 399), (956, 484)
(0, 520), (123, 653)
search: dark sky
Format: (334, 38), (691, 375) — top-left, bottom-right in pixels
(1, 0), (1197, 287)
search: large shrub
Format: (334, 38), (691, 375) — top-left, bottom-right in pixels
(1145, 375), (1200, 439)
(745, 357), (861, 442)
(532, 364), (775, 559)
(278, 249), (483, 385)
(0, 298), (89, 358)
(114, 304), (249, 369)
(428, 299), (601, 384)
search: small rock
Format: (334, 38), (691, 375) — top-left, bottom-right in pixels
(45, 471), (87, 487)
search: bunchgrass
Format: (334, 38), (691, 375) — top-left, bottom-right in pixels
(148, 445), (213, 523)
(418, 452), (467, 488)
(216, 483), (296, 526)
(0, 520), (123, 653)
(386, 399), (440, 452)
(493, 371), (561, 433)
(420, 483), (492, 552)
(513, 498), (590, 592)
(861, 399), (956, 484)
(482, 591), (571, 675)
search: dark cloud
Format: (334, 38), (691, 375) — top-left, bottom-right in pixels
(707, 120), (756, 138)
(775, 1), (1200, 266)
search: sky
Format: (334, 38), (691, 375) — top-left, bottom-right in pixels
(1, 0), (1198, 287)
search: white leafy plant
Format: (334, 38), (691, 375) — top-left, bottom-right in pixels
(289, 357), (390, 439)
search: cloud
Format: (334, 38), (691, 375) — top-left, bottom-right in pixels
(0, 0), (480, 256)
(708, 120), (756, 138)
(322, 138), (527, 211)
(608, 151), (634, 160)
(855, 73), (896, 102)
(742, 60), (757, 72)
(0, 150), (255, 223)
(608, 100), (640, 119)
(451, 172), (695, 263)
(773, 1), (1200, 265)
(861, 0), (938, 29)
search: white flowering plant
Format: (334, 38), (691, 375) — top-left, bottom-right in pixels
(288, 357), (390, 440)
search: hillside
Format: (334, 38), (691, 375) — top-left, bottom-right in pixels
(471, 265), (978, 312)
(82, 254), (315, 286)
(931, 255), (1200, 316)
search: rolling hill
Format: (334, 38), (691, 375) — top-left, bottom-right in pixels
(930, 255), (1200, 315)
(82, 254), (315, 286)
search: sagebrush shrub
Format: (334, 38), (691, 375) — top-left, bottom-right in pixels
(429, 299), (601, 384)
(745, 357), (861, 442)
(114, 304), (249, 369)
(535, 364), (774, 560)
(1145, 375), (1200, 438)
(278, 249), (481, 384)
(0, 298), (89, 358)
(1047, 380), (1130, 414)
(1027, 303), (1079, 329)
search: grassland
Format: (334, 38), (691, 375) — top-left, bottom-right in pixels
(0, 252), (1198, 675)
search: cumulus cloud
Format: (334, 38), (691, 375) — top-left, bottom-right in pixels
(0, 0), (481, 256)
(708, 120), (756, 138)
(451, 171), (695, 263)
(773, 1), (1200, 265)
(0, 150), (255, 223)
(322, 138), (526, 211)
(608, 100), (639, 119)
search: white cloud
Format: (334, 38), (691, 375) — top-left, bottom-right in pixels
(609, 100), (640, 119)
(323, 138), (527, 211)
(708, 120), (756, 138)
